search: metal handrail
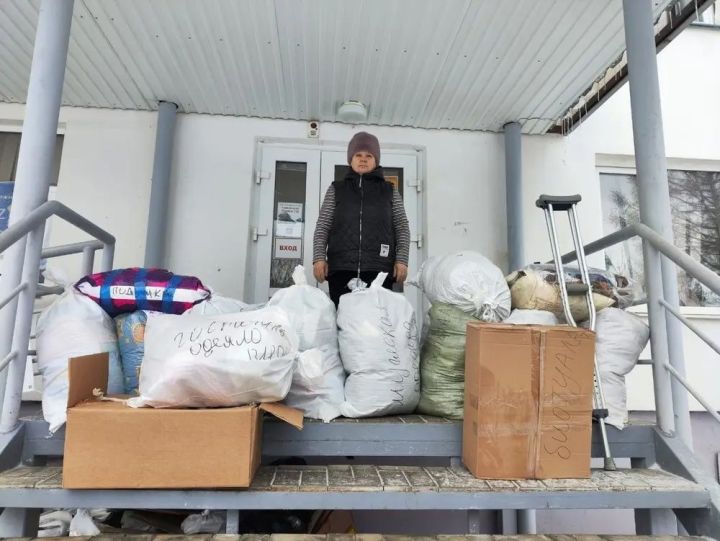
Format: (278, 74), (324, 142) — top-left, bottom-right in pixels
(41, 239), (103, 259)
(558, 222), (720, 423)
(660, 298), (720, 357)
(558, 223), (720, 297)
(0, 243), (102, 309)
(665, 363), (720, 424)
(0, 283), (28, 312)
(0, 200), (115, 272)
(0, 351), (17, 373)
(0, 200), (116, 433)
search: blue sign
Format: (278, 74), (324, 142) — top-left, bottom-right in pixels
(0, 182), (14, 231)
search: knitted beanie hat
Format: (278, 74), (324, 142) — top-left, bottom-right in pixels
(346, 132), (381, 165)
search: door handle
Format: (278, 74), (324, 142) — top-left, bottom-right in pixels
(252, 227), (269, 242)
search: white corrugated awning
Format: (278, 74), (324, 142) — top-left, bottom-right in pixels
(0, 0), (703, 134)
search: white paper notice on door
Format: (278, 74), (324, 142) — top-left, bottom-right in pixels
(275, 221), (303, 238)
(274, 237), (302, 259)
(276, 202), (303, 222)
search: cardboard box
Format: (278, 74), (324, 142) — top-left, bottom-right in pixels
(463, 323), (595, 479)
(63, 353), (303, 489)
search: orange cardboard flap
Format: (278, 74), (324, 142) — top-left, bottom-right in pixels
(260, 402), (304, 430)
(67, 353), (109, 408)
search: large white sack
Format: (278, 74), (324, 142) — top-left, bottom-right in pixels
(338, 272), (420, 417)
(504, 309), (560, 326)
(409, 251), (511, 321)
(36, 288), (123, 434)
(128, 306), (300, 408)
(583, 307), (649, 429)
(267, 266), (344, 422)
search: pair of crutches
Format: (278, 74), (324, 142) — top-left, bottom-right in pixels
(536, 194), (616, 471)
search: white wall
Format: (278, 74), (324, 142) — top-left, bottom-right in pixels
(0, 103), (156, 282)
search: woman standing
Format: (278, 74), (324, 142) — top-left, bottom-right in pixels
(313, 132), (410, 307)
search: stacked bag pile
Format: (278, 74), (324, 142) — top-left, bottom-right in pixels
(505, 262), (649, 429)
(267, 266), (344, 422)
(35, 254), (650, 432)
(337, 272), (420, 417)
(36, 265), (347, 436)
(409, 251), (512, 419)
(37, 268), (215, 432)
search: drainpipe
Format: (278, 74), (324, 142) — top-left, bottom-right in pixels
(502, 121), (535, 533)
(622, 0), (691, 444)
(144, 101), (178, 268)
(504, 121), (524, 272)
(0, 0), (74, 431)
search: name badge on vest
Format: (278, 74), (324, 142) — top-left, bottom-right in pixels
(380, 244), (390, 257)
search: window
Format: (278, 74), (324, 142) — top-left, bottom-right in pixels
(600, 169), (720, 307)
(0, 132), (64, 231)
(270, 161), (306, 288)
(0, 132), (64, 185)
(691, 0), (720, 26)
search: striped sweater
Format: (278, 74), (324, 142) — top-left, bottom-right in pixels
(313, 183), (410, 266)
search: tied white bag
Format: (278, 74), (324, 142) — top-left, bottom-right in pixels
(582, 307), (649, 429)
(36, 288), (124, 434)
(504, 309), (560, 326)
(128, 306), (300, 408)
(267, 266), (344, 422)
(187, 293), (264, 315)
(338, 272), (420, 417)
(408, 251), (511, 321)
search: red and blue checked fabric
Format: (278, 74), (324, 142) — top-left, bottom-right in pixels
(75, 268), (211, 317)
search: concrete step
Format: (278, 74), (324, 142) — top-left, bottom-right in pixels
(0, 465), (709, 511)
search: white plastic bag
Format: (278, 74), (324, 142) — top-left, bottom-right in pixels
(504, 309), (560, 326)
(69, 509), (100, 537)
(128, 306), (299, 408)
(267, 266), (344, 422)
(36, 288), (124, 433)
(181, 510), (225, 534)
(409, 251), (511, 321)
(582, 308), (649, 429)
(338, 272), (420, 417)
(187, 294), (263, 315)
(39, 510), (73, 537)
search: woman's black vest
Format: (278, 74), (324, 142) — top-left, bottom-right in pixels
(327, 167), (395, 274)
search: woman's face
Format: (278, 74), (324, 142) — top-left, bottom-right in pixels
(350, 152), (376, 174)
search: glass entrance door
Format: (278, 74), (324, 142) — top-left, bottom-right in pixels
(248, 147), (320, 302)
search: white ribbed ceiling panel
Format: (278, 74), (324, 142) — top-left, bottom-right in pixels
(0, 0), (675, 134)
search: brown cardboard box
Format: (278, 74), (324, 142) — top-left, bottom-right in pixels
(62, 353), (303, 489)
(463, 323), (595, 479)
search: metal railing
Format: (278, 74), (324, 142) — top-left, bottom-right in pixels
(558, 222), (720, 437)
(0, 200), (115, 431)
